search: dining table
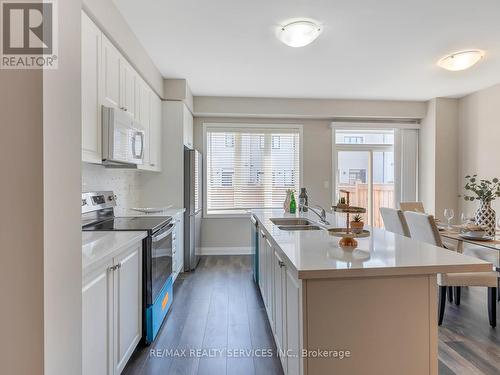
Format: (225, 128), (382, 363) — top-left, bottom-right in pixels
(439, 226), (500, 254)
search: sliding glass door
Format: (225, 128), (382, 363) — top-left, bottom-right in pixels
(334, 130), (395, 227)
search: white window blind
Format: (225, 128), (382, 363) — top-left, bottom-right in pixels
(205, 126), (300, 214)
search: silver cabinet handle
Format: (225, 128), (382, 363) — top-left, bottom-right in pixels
(109, 263), (121, 272)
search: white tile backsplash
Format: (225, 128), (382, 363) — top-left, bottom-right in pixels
(82, 163), (141, 216)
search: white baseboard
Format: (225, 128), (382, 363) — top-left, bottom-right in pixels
(199, 246), (252, 255)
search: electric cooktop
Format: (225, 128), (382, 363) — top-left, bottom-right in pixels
(82, 216), (172, 233)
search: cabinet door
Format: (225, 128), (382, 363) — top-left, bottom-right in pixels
(82, 261), (113, 375)
(140, 83), (151, 166)
(113, 243), (142, 374)
(266, 238), (274, 329)
(149, 94), (162, 170)
(286, 269), (301, 375)
(119, 60), (136, 118)
(81, 11), (102, 164)
(273, 250), (286, 366)
(101, 35), (121, 109)
(258, 230), (267, 302)
(183, 104), (193, 149)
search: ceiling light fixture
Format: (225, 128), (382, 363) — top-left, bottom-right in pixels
(277, 19), (322, 48)
(437, 49), (485, 71)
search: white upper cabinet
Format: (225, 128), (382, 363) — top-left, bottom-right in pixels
(183, 104), (194, 149)
(81, 12), (102, 164)
(81, 10), (162, 171)
(149, 94), (162, 170)
(101, 35), (121, 109)
(119, 60), (136, 118)
(137, 81), (162, 172)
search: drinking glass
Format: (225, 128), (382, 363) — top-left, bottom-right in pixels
(460, 212), (471, 225)
(444, 209), (455, 229)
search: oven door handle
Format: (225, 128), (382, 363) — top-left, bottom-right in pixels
(152, 224), (175, 242)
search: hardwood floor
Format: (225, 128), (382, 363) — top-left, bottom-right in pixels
(124, 255), (499, 375)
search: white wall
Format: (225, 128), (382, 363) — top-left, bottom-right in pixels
(194, 96), (427, 119)
(419, 98), (459, 220)
(419, 99), (437, 214)
(0, 1), (82, 374)
(42, 0), (83, 373)
(83, 0), (164, 97)
(458, 83), (500, 217)
(0, 70), (44, 375)
(435, 98), (459, 221)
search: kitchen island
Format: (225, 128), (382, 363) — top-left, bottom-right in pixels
(250, 209), (492, 375)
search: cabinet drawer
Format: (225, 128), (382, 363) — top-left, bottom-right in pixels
(145, 275), (173, 344)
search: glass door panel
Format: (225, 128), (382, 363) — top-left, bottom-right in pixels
(336, 151), (370, 224)
(372, 151), (395, 228)
(336, 150), (395, 228)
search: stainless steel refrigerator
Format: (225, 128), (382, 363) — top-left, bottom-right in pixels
(184, 148), (202, 271)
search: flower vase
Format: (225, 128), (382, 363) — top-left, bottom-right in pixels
(474, 201), (496, 237)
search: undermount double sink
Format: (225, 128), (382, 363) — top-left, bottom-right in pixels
(269, 217), (322, 231)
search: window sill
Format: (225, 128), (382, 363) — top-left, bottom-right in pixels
(204, 210), (252, 219)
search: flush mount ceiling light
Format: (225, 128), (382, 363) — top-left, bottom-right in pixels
(437, 50), (485, 71)
(277, 19), (322, 48)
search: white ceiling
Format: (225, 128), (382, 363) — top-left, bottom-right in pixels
(113, 0), (500, 100)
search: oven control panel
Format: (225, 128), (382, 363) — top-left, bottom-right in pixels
(81, 191), (116, 213)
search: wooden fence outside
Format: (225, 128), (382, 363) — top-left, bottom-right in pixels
(338, 182), (395, 228)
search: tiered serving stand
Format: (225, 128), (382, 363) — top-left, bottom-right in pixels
(330, 190), (370, 250)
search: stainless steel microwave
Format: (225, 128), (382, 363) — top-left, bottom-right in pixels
(102, 106), (145, 167)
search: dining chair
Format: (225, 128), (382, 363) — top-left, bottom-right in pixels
(463, 246), (500, 301)
(403, 211), (497, 328)
(399, 201), (425, 213)
(380, 207), (410, 237)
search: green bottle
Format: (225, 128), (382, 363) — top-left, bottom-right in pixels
(289, 191), (297, 214)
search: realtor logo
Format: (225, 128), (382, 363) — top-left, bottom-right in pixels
(1, 0), (58, 69)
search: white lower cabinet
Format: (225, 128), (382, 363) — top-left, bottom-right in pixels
(273, 249), (287, 372)
(257, 225), (302, 375)
(113, 244), (142, 374)
(285, 268), (301, 375)
(82, 259), (112, 375)
(265, 238), (275, 328)
(83, 242), (142, 375)
(258, 229), (266, 303)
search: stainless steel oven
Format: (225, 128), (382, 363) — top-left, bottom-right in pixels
(145, 223), (174, 305)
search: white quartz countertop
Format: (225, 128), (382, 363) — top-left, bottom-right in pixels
(251, 209), (492, 279)
(127, 207), (185, 217)
(82, 231), (147, 274)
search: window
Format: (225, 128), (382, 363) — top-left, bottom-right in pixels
(259, 136), (265, 149)
(225, 135), (235, 148)
(272, 135), (281, 149)
(336, 130), (394, 145)
(344, 136), (363, 144)
(348, 169), (366, 184)
(205, 125), (301, 214)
